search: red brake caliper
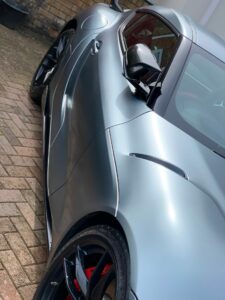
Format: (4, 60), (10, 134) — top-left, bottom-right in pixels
(66, 264), (112, 300)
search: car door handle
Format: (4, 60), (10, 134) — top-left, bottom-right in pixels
(91, 40), (102, 55)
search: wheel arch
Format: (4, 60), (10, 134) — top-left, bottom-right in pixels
(52, 211), (129, 259)
(61, 18), (77, 33)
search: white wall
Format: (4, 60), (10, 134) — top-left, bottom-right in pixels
(155, 0), (225, 41)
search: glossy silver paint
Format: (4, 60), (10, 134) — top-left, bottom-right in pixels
(42, 3), (225, 299)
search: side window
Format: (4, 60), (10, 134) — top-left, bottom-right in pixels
(123, 12), (179, 69)
(165, 45), (225, 152)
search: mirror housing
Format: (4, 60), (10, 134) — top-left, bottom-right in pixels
(125, 43), (161, 84)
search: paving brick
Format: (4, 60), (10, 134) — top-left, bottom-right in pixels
(21, 190), (44, 216)
(17, 114), (30, 124)
(0, 96), (18, 107)
(0, 103), (17, 114)
(0, 203), (20, 217)
(0, 270), (22, 300)
(16, 102), (33, 117)
(23, 130), (42, 140)
(29, 166), (43, 184)
(33, 158), (43, 169)
(5, 232), (35, 265)
(6, 82), (25, 90)
(2, 92), (20, 101)
(4, 119), (24, 138)
(6, 86), (24, 96)
(0, 127), (22, 146)
(17, 203), (43, 230)
(18, 138), (42, 148)
(11, 217), (39, 247)
(0, 190), (25, 202)
(0, 20), (50, 298)
(0, 164), (7, 176)
(6, 166), (33, 178)
(0, 177), (29, 189)
(25, 123), (42, 132)
(29, 246), (47, 263)
(0, 234), (9, 250)
(0, 155), (11, 166)
(0, 218), (15, 233)
(0, 111), (9, 119)
(28, 116), (42, 125)
(0, 135), (16, 155)
(18, 284), (38, 300)
(10, 156), (35, 167)
(9, 113), (28, 130)
(30, 111), (42, 118)
(0, 119), (6, 127)
(26, 177), (43, 201)
(34, 230), (47, 245)
(24, 263), (46, 283)
(0, 250), (30, 287)
(14, 146), (40, 158)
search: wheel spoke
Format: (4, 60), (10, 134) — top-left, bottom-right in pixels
(33, 31), (70, 87)
(73, 247), (114, 300)
(75, 246), (89, 296)
(90, 267), (115, 300)
(86, 251), (110, 298)
(64, 258), (80, 300)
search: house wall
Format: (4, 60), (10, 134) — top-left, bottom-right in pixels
(15, 0), (144, 37)
(155, 0), (225, 41)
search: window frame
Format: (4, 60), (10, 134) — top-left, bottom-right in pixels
(119, 9), (186, 108)
(119, 8), (181, 55)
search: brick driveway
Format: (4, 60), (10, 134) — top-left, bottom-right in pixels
(0, 24), (51, 299)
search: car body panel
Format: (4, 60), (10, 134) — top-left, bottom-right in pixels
(110, 111), (225, 299)
(48, 129), (118, 255)
(48, 5), (149, 194)
(39, 2), (225, 299)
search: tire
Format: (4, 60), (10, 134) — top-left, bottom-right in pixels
(34, 225), (130, 300)
(29, 82), (45, 105)
(30, 29), (75, 106)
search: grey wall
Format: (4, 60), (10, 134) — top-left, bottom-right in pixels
(155, 0), (225, 41)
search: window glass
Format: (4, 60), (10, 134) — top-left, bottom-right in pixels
(166, 45), (225, 151)
(123, 13), (179, 69)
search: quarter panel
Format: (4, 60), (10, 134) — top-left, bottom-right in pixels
(110, 111), (225, 299)
(116, 157), (225, 300)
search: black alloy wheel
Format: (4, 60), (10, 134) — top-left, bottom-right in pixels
(33, 226), (130, 300)
(30, 29), (74, 105)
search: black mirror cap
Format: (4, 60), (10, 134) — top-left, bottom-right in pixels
(126, 43), (161, 82)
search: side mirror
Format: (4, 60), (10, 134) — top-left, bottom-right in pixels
(125, 43), (161, 84)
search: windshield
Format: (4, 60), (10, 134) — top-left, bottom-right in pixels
(166, 44), (225, 155)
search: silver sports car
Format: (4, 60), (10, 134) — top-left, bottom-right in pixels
(31, 1), (225, 299)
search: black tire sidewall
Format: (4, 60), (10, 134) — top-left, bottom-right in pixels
(30, 29), (75, 106)
(34, 225), (130, 300)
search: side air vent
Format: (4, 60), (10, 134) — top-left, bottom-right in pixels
(130, 153), (188, 179)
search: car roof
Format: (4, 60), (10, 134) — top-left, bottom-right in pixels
(141, 5), (225, 63)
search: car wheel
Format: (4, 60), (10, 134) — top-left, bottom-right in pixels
(33, 225), (130, 300)
(30, 29), (74, 106)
